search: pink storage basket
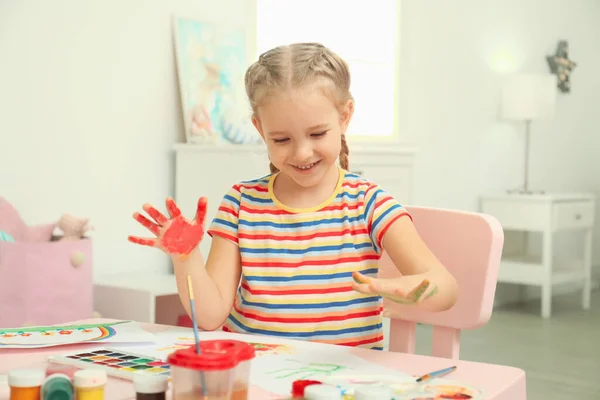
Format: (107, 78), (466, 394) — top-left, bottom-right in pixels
(0, 239), (93, 328)
(0, 238), (93, 328)
(0, 197), (93, 328)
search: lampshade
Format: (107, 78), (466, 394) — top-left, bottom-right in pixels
(501, 73), (556, 120)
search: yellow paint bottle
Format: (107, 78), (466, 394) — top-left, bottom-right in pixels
(73, 369), (107, 400)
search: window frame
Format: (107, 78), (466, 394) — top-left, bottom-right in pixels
(253, 0), (402, 144)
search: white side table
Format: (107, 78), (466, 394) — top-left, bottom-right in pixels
(93, 272), (186, 326)
(480, 193), (595, 318)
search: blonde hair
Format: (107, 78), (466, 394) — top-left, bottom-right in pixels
(244, 42), (352, 174)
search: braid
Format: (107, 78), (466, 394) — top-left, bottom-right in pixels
(339, 134), (349, 170)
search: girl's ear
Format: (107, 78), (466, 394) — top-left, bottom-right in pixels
(252, 115), (265, 141)
(340, 99), (354, 133)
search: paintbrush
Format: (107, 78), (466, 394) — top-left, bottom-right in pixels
(186, 275), (207, 396)
(186, 275), (201, 354)
(416, 365), (457, 382)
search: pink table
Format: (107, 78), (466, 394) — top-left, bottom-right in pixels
(0, 319), (526, 399)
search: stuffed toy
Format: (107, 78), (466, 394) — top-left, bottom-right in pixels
(51, 214), (92, 241)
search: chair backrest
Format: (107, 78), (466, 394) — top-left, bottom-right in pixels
(379, 206), (504, 359)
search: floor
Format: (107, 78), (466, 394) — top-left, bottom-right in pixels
(414, 289), (600, 399)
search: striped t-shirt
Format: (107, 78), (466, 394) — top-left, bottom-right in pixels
(207, 166), (411, 350)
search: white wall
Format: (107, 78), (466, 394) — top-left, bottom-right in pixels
(0, 0), (256, 276)
(397, 0), (600, 268)
(1, 0), (599, 280)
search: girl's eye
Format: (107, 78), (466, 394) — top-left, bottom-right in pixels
(273, 138), (289, 143)
(311, 131), (328, 138)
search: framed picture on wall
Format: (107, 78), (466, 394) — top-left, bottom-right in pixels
(172, 15), (261, 145)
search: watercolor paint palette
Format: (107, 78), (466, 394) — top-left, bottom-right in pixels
(48, 348), (171, 381)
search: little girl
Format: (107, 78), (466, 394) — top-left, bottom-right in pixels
(129, 42), (458, 350)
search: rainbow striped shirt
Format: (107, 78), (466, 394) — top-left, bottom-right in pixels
(207, 167), (410, 349)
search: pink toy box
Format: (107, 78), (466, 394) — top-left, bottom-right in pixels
(0, 197), (93, 328)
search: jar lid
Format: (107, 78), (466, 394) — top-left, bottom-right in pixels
(200, 339), (256, 362)
(8, 369), (45, 388)
(73, 369), (107, 388)
(167, 346), (237, 371)
(133, 373), (169, 394)
(354, 385), (393, 400)
(233, 341), (255, 362)
(42, 374), (74, 399)
(304, 384), (342, 400)
(292, 380), (322, 397)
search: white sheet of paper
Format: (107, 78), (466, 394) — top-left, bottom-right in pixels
(0, 321), (155, 348)
(110, 326), (411, 396)
(250, 348), (412, 396)
(103, 327), (483, 399)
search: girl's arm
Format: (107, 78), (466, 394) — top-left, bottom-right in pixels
(172, 236), (242, 331)
(353, 216), (458, 312)
(380, 217), (458, 311)
(351, 185), (458, 312)
(128, 196), (242, 331)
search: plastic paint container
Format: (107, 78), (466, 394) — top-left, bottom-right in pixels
(73, 369), (107, 400)
(134, 372), (168, 400)
(199, 339), (256, 393)
(41, 373), (74, 400)
(8, 369), (44, 400)
(168, 340), (255, 400)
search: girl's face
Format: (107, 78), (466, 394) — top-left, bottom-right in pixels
(252, 84), (353, 189)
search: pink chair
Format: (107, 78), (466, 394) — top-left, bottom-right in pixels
(379, 206), (504, 359)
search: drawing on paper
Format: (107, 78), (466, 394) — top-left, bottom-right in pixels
(392, 382), (482, 399)
(0, 323), (117, 346)
(322, 375), (484, 400)
(155, 339), (296, 356)
(266, 360), (349, 380)
(156, 337), (196, 352)
(248, 342), (296, 356)
(0, 321), (154, 348)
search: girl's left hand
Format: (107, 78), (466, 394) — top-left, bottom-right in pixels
(351, 271), (437, 305)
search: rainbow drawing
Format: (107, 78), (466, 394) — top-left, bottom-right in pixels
(0, 321), (138, 348)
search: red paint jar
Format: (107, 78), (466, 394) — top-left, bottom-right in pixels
(292, 380), (323, 398)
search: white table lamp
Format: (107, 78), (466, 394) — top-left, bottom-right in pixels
(501, 73), (556, 194)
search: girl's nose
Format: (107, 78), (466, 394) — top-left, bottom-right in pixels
(294, 142), (313, 160)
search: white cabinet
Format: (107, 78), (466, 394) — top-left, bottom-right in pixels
(346, 146), (415, 205)
(174, 144), (417, 258)
(480, 193), (595, 318)
(93, 273), (186, 326)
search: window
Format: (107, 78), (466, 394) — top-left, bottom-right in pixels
(255, 0), (400, 141)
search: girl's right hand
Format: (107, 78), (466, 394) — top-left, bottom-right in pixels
(128, 196), (208, 258)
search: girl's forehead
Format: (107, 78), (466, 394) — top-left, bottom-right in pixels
(259, 86), (338, 115)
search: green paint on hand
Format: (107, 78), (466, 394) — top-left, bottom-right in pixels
(424, 285), (439, 300)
